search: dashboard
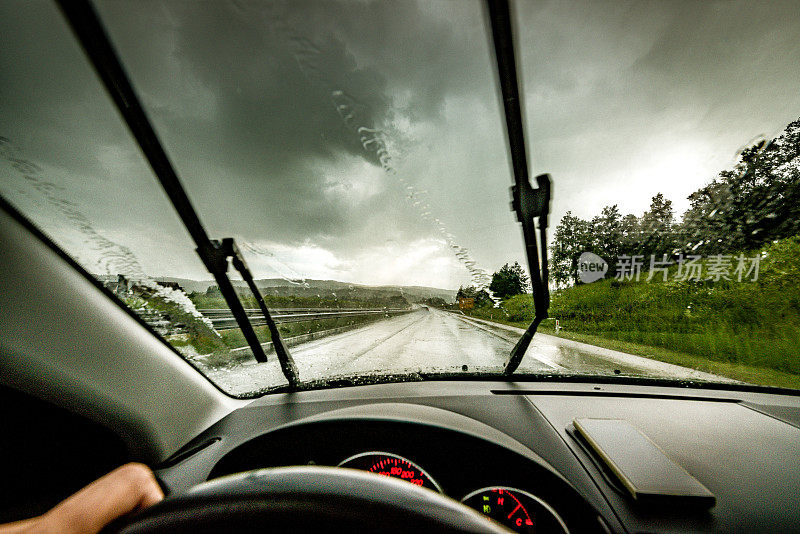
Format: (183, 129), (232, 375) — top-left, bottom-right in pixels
(207, 418), (589, 533)
(154, 380), (800, 533)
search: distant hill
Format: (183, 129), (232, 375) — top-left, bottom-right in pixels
(253, 279), (457, 304)
(134, 276), (456, 304)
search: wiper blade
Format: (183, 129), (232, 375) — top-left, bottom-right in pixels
(58, 0), (299, 387)
(222, 238), (299, 386)
(486, 0), (552, 374)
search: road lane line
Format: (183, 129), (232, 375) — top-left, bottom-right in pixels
(345, 309), (430, 361)
(450, 312), (736, 382)
(450, 313), (564, 370)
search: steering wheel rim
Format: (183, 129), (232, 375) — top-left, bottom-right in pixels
(114, 466), (512, 533)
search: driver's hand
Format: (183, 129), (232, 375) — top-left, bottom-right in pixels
(0, 463), (164, 534)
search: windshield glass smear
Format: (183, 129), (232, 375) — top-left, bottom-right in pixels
(2, 0), (799, 396)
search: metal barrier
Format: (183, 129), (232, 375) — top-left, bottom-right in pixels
(197, 308), (412, 330)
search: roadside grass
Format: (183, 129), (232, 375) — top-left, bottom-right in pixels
(465, 235), (800, 390)
(538, 326), (800, 390)
(122, 294), (228, 354)
(464, 312), (800, 389)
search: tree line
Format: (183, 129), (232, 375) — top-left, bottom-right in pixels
(551, 116), (800, 286)
(456, 261), (529, 304)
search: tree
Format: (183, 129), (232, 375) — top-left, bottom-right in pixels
(589, 205), (622, 274)
(474, 289), (491, 305)
(456, 285), (491, 305)
(550, 212), (591, 286)
(680, 179), (733, 255)
(619, 213), (641, 257)
(639, 193), (676, 258)
(679, 117), (800, 255)
(489, 262), (529, 300)
(545, 114), (800, 283)
(455, 285), (469, 300)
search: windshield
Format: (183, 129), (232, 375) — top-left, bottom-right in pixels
(2, 0), (799, 396)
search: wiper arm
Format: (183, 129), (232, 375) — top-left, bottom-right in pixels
(58, 0), (299, 387)
(507, 174), (551, 374)
(221, 238), (299, 386)
(196, 238), (299, 387)
(486, 0), (552, 375)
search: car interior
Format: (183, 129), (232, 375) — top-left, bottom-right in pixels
(1, 0), (799, 533)
(3, 201), (800, 532)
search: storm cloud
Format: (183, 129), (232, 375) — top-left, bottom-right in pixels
(2, 0), (799, 288)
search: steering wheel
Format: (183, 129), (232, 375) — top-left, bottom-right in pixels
(113, 466), (512, 533)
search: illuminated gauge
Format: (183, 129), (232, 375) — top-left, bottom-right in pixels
(462, 487), (569, 534)
(338, 452), (443, 492)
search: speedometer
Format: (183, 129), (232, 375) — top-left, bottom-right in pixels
(338, 452), (442, 492)
(462, 487), (569, 534)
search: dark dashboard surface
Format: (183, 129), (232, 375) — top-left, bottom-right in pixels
(155, 380), (800, 533)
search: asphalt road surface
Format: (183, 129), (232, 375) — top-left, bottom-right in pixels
(205, 306), (731, 396)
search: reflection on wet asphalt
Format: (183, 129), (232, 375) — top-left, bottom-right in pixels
(292, 306), (544, 379)
(206, 306), (728, 396)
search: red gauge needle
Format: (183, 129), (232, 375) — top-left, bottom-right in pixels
(507, 503), (522, 519)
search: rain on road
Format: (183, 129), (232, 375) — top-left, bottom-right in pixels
(204, 306), (730, 396)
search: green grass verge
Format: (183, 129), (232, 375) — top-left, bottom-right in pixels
(464, 311), (800, 389)
(544, 325), (800, 390)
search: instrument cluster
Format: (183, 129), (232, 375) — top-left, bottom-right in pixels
(338, 451), (569, 534)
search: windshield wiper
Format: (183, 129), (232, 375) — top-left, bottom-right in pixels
(221, 238), (299, 384)
(58, 0), (299, 388)
(487, 0), (552, 375)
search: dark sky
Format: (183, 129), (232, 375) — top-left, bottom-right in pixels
(1, 0), (798, 289)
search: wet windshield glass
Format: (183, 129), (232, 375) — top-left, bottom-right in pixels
(2, 0), (799, 396)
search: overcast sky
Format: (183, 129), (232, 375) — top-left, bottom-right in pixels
(2, 0), (799, 290)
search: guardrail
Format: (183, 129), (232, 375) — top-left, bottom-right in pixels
(197, 307), (412, 330)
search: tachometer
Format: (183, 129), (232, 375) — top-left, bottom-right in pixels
(462, 487), (569, 534)
(338, 452), (442, 492)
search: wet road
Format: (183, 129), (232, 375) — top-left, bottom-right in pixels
(205, 306), (731, 396)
